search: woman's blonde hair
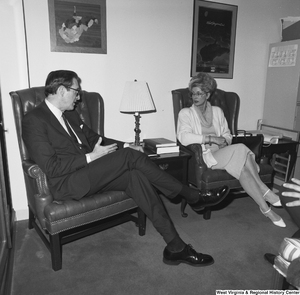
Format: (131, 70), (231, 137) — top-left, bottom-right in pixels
(188, 72), (217, 94)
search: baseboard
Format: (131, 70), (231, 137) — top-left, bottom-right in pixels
(15, 209), (28, 221)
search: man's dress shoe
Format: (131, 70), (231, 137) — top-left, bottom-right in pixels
(190, 185), (230, 212)
(163, 244), (214, 267)
(264, 253), (276, 265)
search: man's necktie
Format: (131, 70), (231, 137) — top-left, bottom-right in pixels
(61, 114), (89, 153)
(62, 114), (78, 142)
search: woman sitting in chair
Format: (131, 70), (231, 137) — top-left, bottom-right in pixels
(177, 72), (285, 227)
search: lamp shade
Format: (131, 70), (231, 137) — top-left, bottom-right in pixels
(119, 80), (156, 113)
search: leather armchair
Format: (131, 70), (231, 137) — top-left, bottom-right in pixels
(10, 87), (146, 271)
(172, 88), (274, 219)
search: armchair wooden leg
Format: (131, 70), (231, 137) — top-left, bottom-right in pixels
(137, 208), (146, 236)
(181, 199), (188, 218)
(203, 208), (211, 220)
(28, 207), (34, 230)
(49, 233), (62, 271)
(181, 199), (212, 219)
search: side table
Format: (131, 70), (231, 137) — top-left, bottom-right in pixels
(145, 150), (191, 215)
(261, 138), (299, 181)
(145, 150), (191, 185)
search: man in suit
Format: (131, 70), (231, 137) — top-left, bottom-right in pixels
(22, 70), (229, 267)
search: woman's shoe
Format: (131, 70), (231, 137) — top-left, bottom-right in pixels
(260, 207), (286, 227)
(263, 189), (282, 207)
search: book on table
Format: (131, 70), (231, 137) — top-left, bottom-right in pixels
(144, 145), (180, 155)
(156, 146), (179, 154)
(143, 138), (179, 154)
(143, 138), (177, 148)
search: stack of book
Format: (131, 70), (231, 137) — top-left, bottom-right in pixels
(143, 138), (179, 154)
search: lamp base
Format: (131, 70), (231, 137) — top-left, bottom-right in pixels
(134, 112), (141, 146)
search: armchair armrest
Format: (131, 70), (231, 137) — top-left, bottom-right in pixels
(187, 144), (207, 166)
(179, 143), (212, 218)
(22, 159), (37, 175)
(180, 144), (208, 167)
(188, 144), (208, 189)
(22, 159), (53, 229)
(22, 159), (51, 195)
(34, 193), (53, 230)
(180, 143), (208, 189)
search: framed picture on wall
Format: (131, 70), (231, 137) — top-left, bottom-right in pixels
(48, 0), (107, 54)
(191, 0), (238, 78)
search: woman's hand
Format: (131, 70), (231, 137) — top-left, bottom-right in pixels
(282, 178), (300, 207)
(210, 136), (228, 148)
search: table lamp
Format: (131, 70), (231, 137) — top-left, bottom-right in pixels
(119, 80), (156, 146)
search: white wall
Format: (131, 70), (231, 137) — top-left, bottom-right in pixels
(23, 0), (194, 142)
(216, 0), (300, 130)
(1, 0), (300, 220)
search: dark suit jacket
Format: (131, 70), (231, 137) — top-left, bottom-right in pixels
(22, 101), (124, 200)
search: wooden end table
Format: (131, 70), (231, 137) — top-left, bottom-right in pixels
(146, 150), (191, 185)
(261, 138), (299, 181)
(144, 149), (191, 216)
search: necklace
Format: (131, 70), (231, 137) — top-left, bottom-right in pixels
(194, 102), (213, 128)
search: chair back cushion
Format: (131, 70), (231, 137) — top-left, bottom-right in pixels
(172, 88), (240, 135)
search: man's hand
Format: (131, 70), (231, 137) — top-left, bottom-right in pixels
(89, 137), (118, 162)
(282, 178), (300, 207)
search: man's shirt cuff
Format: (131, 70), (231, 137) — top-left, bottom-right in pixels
(86, 153), (91, 163)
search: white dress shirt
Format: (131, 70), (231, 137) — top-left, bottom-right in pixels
(45, 99), (91, 163)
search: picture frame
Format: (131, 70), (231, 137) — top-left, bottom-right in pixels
(48, 0), (107, 54)
(191, 0), (238, 78)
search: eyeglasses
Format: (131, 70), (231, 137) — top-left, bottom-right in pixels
(190, 91), (207, 98)
(68, 87), (82, 97)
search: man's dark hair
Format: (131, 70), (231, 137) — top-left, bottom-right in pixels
(45, 70), (81, 97)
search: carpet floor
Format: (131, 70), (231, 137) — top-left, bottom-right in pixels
(11, 193), (298, 295)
